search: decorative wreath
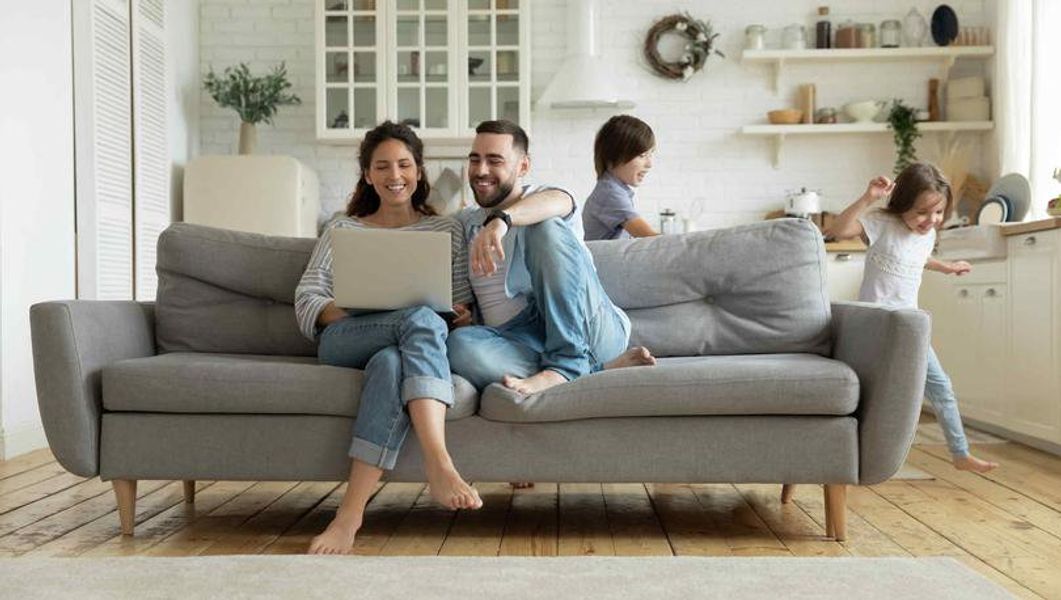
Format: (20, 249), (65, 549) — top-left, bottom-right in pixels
(643, 13), (724, 81)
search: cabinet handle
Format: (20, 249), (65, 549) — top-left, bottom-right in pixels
(958, 289), (969, 297)
(835, 253), (852, 262)
(1023, 236), (1037, 246)
(985, 288), (997, 297)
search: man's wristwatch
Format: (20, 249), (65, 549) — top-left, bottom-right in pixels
(483, 209), (512, 230)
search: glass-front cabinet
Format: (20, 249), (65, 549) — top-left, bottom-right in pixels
(316, 0), (529, 142)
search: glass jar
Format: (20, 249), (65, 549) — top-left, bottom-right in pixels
(835, 20), (857, 48)
(782, 24), (807, 50)
(880, 19), (901, 48)
(814, 107), (838, 124)
(659, 209), (679, 235)
(744, 24), (766, 50)
(857, 23), (876, 48)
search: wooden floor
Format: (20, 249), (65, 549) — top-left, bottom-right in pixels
(2, 420), (1060, 599)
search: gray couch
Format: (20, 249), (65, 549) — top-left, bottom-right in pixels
(30, 219), (930, 541)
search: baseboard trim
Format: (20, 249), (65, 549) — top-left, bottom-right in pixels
(0, 421), (49, 460)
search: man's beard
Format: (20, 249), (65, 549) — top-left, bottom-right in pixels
(471, 177), (514, 209)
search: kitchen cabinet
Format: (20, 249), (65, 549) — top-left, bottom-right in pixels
(315, 0), (530, 143)
(826, 251), (864, 302)
(921, 228), (1061, 452)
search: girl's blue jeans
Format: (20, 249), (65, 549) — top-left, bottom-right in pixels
(317, 306), (453, 470)
(925, 346), (971, 458)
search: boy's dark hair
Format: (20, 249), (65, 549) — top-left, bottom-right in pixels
(885, 161), (953, 221)
(346, 121), (435, 218)
(475, 120), (529, 155)
(593, 115), (655, 179)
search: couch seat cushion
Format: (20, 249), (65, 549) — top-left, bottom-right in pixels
(479, 354), (858, 423)
(103, 353), (478, 420)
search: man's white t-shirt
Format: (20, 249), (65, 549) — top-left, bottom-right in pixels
(857, 209), (935, 309)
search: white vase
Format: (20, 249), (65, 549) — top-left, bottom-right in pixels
(238, 121), (257, 155)
(903, 7), (928, 47)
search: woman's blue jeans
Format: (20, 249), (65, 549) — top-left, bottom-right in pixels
(925, 346), (970, 458)
(317, 306), (453, 470)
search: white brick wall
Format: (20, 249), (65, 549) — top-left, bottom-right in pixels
(199, 0), (992, 228)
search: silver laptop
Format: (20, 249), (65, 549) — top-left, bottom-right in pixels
(331, 227), (452, 313)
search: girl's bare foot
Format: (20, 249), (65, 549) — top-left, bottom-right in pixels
(308, 515), (361, 555)
(953, 454), (999, 473)
(502, 369), (566, 395)
(425, 459), (483, 510)
(603, 346), (657, 370)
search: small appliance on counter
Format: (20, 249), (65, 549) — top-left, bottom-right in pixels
(976, 173), (1030, 224)
(785, 188), (821, 219)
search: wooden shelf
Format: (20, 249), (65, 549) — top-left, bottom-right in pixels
(741, 46), (994, 91)
(741, 121), (994, 168)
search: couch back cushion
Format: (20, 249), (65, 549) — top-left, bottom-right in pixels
(155, 222), (317, 356)
(587, 219), (832, 356)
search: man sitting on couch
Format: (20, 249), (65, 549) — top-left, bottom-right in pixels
(447, 120), (655, 395)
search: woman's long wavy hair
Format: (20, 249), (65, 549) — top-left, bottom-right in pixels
(346, 121), (435, 217)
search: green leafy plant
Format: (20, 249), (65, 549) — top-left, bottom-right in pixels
(202, 62), (301, 125)
(887, 99), (921, 176)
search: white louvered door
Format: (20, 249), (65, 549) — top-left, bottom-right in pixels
(73, 0), (170, 301)
(132, 0), (169, 300)
(74, 0), (134, 300)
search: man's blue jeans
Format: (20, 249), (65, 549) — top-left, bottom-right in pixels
(448, 218), (630, 390)
(317, 306), (453, 470)
(925, 346), (970, 458)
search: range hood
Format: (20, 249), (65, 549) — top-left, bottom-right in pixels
(535, 0), (635, 110)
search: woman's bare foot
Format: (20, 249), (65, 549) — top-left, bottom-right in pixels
(953, 454), (999, 473)
(425, 459), (483, 510)
(308, 515), (361, 555)
(502, 369), (567, 395)
(603, 346), (657, 370)
(510, 482), (534, 489)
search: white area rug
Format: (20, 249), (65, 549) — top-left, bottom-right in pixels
(0, 556), (1011, 599)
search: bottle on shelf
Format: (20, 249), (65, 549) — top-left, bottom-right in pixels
(815, 6), (831, 49)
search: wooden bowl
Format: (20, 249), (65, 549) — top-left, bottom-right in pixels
(767, 109), (803, 125)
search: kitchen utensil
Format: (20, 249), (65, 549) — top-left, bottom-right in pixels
(985, 173), (1031, 222)
(767, 109), (803, 124)
(843, 100), (884, 122)
(785, 188), (821, 218)
(931, 5), (959, 46)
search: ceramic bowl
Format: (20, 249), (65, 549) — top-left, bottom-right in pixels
(844, 100), (883, 123)
(767, 109), (803, 125)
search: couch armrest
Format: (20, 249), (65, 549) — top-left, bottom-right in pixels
(30, 301), (155, 477)
(831, 301), (930, 485)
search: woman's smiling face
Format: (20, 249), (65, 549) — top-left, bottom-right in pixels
(364, 138), (421, 208)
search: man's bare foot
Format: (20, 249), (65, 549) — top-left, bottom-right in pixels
(603, 346), (657, 370)
(425, 460), (483, 510)
(953, 454), (999, 473)
(308, 515), (361, 555)
(510, 482), (534, 489)
(502, 369), (566, 395)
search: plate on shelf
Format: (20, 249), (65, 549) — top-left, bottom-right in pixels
(931, 5), (959, 46)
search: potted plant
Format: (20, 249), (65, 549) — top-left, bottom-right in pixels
(203, 62), (301, 154)
(886, 99), (921, 176)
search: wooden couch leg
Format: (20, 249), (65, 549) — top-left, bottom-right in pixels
(183, 480), (196, 503)
(823, 484), (848, 541)
(781, 484), (796, 504)
(112, 479), (137, 536)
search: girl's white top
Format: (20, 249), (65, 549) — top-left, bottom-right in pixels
(857, 209), (935, 309)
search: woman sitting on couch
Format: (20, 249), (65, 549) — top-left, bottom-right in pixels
(294, 121), (482, 555)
